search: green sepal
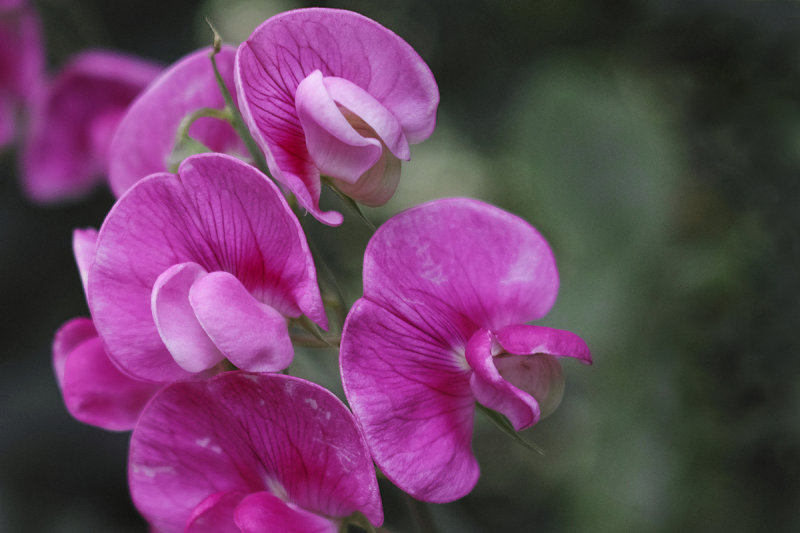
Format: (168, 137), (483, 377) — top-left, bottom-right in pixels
(338, 511), (376, 533)
(476, 403), (545, 455)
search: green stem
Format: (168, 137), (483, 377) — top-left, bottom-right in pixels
(206, 19), (271, 177)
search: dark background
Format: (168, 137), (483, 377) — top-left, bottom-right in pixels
(2, 0), (799, 531)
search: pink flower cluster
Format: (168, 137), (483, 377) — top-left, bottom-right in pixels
(17, 5), (593, 531)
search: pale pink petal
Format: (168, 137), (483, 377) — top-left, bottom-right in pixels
(234, 492), (336, 533)
(333, 145), (400, 207)
(190, 271), (293, 372)
(21, 50), (161, 202)
(52, 318), (161, 431)
(465, 329), (539, 431)
(129, 372), (382, 533)
(340, 299), (478, 503)
(90, 153), (324, 382)
(363, 198), (560, 336)
(185, 491), (245, 533)
(496, 323), (593, 363)
(151, 262), (224, 373)
(323, 76), (410, 160)
(235, 8), (438, 223)
(493, 353), (566, 420)
(109, 46), (243, 197)
(72, 228), (98, 295)
(295, 70), (383, 183)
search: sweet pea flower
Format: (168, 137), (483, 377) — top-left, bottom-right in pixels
(0, 0), (42, 148)
(52, 229), (161, 431)
(21, 50), (161, 202)
(129, 372), (383, 533)
(89, 152), (326, 383)
(109, 45), (245, 197)
(236, 8), (439, 225)
(340, 198), (592, 502)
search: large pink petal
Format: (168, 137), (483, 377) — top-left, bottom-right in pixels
(363, 198), (560, 339)
(190, 271), (293, 372)
(465, 329), (539, 431)
(340, 299), (478, 503)
(90, 153), (324, 382)
(235, 8), (438, 223)
(21, 50), (161, 202)
(52, 318), (160, 431)
(234, 492), (336, 533)
(109, 46), (243, 197)
(150, 262), (223, 373)
(129, 372), (382, 533)
(185, 491), (245, 533)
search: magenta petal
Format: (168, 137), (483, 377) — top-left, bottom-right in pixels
(235, 8), (438, 223)
(234, 492), (336, 533)
(363, 198), (560, 337)
(341, 299), (478, 503)
(151, 262), (224, 373)
(466, 329), (539, 431)
(53, 318), (160, 431)
(72, 228), (98, 295)
(21, 50), (161, 202)
(52, 317), (97, 387)
(0, 0), (43, 148)
(496, 324), (593, 363)
(109, 46), (243, 197)
(185, 491), (245, 533)
(190, 271), (293, 372)
(295, 70), (383, 183)
(90, 153), (325, 382)
(129, 372), (382, 533)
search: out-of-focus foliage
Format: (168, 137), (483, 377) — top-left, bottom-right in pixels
(1, 0), (798, 531)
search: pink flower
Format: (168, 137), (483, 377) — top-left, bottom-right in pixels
(88, 153), (326, 383)
(109, 46), (245, 197)
(21, 50), (161, 202)
(52, 229), (160, 431)
(235, 8), (439, 225)
(129, 372), (383, 533)
(340, 198), (592, 502)
(0, 0), (43, 148)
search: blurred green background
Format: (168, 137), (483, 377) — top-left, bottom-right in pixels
(1, 0), (799, 531)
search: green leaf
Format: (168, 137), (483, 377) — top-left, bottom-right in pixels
(476, 403), (545, 455)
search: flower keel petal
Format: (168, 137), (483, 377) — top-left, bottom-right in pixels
(190, 271), (293, 372)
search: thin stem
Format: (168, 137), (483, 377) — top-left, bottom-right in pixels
(205, 18), (271, 177)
